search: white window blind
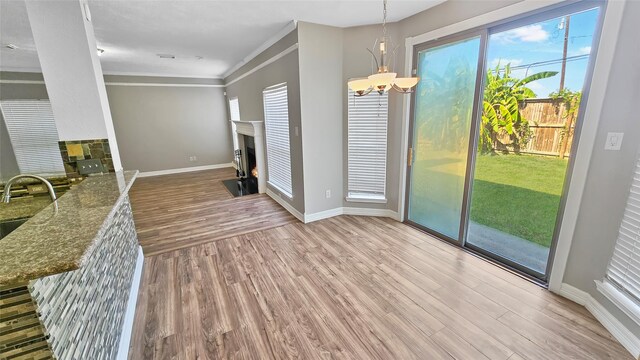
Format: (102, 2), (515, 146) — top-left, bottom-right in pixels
(347, 89), (388, 201)
(0, 100), (65, 176)
(229, 97), (240, 121)
(263, 83), (292, 197)
(605, 155), (640, 303)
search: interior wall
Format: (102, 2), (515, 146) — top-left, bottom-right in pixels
(224, 30), (306, 214)
(0, 72), (232, 174)
(105, 76), (232, 173)
(0, 115), (19, 181)
(298, 22), (344, 215)
(563, 0), (640, 337)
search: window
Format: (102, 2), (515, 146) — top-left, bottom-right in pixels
(0, 100), (65, 176)
(229, 97), (240, 152)
(263, 83), (292, 197)
(599, 154), (640, 325)
(229, 97), (240, 121)
(346, 89), (388, 202)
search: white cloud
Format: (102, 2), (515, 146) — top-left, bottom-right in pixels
(526, 81), (550, 98)
(576, 46), (591, 55)
(493, 25), (550, 43)
(490, 58), (523, 68)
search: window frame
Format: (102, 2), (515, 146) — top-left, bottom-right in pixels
(262, 83), (293, 198)
(598, 152), (640, 326)
(346, 88), (389, 204)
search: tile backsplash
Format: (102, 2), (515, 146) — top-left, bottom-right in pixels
(59, 139), (114, 179)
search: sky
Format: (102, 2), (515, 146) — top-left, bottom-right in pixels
(486, 7), (600, 97)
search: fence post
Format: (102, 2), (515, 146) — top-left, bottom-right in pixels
(558, 101), (574, 159)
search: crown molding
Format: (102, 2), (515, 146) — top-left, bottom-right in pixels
(222, 20), (298, 79)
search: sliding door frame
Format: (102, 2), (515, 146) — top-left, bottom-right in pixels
(404, 29), (488, 245)
(403, 0), (607, 283)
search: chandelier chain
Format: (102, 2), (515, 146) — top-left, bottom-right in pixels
(382, 0), (387, 37)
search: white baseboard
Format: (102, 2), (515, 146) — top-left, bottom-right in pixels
(264, 191), (400, 224)
(266, 188), (305, 223)
(556, 283), (640, 358)
(137, 163), (233, 177)
(342, 207), (400, 221)
(116, 246), (144, 360)
(304, 207), (344, 223)
(558, 283), (590, 305)
(304, 206), (399, 224)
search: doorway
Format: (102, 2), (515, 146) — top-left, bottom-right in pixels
(405, 2), (603, 281)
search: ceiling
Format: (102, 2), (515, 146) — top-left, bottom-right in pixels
(0, 0), (443, 79)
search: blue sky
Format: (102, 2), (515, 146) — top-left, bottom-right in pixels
(487, 7), (600, 97)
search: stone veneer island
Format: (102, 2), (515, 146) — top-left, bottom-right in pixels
(0, 171), (142, 359)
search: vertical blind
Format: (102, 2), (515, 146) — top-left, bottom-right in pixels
(347, 89), (388, 198)
(263, 84), (293, 197)
(0, 100), (66, 176)
(606, 154), (640, 302)
(229, 97), (240, 121)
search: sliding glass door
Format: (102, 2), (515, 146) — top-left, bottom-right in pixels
(465, 6), (602, 278)
(405, 2), (603, 281)
(406, 33), (485, 243)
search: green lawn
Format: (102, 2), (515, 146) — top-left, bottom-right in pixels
(470, 154), (568, 247)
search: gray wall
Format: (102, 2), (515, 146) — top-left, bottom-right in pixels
(298, 22), (344, 215)
(224, 30), (306, 214)
(0, 72), (232, 174)
(0, 116), (20, 181)
(105, 77), (232, 173)
(563, 0), (640, 337)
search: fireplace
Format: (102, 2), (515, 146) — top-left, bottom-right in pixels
(229, 120), (267, 194)
(223, 135), (259, 197)
(244, 135), (258, 181)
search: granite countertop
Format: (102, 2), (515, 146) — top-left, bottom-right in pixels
(0, 197), (54, 222)
(0, 171), (138, 286)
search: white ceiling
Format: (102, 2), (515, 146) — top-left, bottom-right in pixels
(0, 0), (443, 79)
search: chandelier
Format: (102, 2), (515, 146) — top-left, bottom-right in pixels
(348, 0), (419, 97)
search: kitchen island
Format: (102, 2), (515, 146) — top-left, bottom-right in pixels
(0, 171), (142, 360)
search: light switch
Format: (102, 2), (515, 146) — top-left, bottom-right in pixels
(604, 132), (624, 151)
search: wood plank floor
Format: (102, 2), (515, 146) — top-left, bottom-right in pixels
(128, 175), (632, 360)
(129, 168), (298, 256)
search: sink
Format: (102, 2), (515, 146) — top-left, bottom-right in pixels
(0, 218), (29, 240)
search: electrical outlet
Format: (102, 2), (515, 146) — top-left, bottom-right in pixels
(189, 156), (197, 162)
(325, 189), (331, 198)
(77, 159), (104, 175)
(604, 132), (623, 151)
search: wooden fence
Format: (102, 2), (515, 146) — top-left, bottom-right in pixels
(492, 98), (576, 158)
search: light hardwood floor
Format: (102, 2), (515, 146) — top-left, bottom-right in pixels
(130, 168), (297, 256)
(129, 171), (631, 360)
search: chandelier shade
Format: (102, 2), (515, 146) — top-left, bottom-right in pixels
(392, 77), (419, 92)
(348, 78), (374, 96)
(368, 72), (396, 93)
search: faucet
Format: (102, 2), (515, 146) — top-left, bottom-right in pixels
(2, 174), (57, 204)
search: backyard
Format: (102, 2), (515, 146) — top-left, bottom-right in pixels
(410, 152), (567, 248)
(470, 154), (567, 247)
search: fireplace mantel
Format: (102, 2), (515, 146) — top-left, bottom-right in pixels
(231, 120), (266, 194)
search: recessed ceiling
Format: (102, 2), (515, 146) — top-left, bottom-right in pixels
(0, 0), (444, 79)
